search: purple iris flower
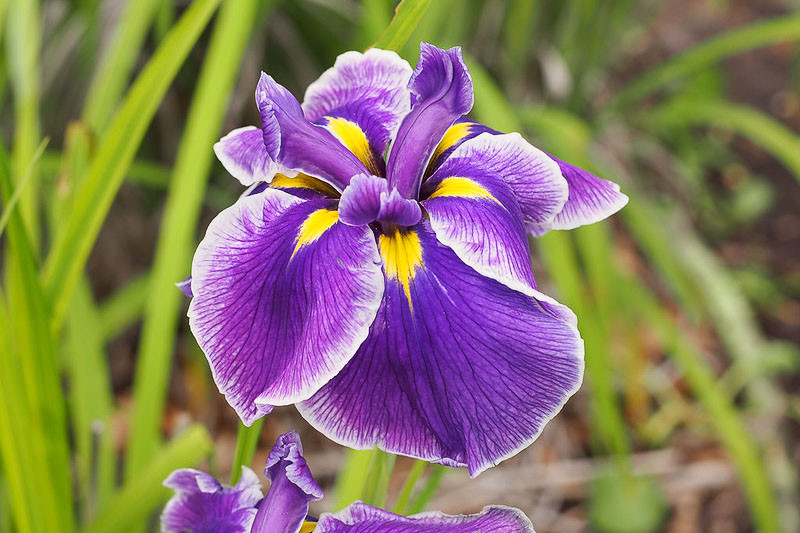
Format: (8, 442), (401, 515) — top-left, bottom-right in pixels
(161, 431), (534, 533)
(189, 43), (627, 476)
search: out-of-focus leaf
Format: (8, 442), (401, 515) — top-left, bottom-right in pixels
(82, 425), (213, 533)
(81, 0), (163, 133)
(613, 14), (800, 107)
(42, 0), (222, 333)
(589, 466), (667, 533)
(372, 0), (431, 51)
(123, 0), (262, 488)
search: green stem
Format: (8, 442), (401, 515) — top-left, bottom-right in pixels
(230, 420), (264, 485)
(362, 450), (396, 509)
(392, 460), (427, 515)
(407, 465), (446, 514)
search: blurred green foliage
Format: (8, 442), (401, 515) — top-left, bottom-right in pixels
(0, 1), (798, 532)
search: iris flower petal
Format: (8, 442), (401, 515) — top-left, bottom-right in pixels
(387, 43), (473, 198)
(534, 155), (629, 234)
(161, 467), (262, 533)
(188, 189), (384, 424)
(252, 431), (323, 533)
(303, 48), (412, 165)
(316, 502), (535, 532)
(256, 73), (368, 190)
(429, 121), (628, 234)
(420, 132), (568, 294)
(298, 221), (584, 476)
(214, 126), (277, 186)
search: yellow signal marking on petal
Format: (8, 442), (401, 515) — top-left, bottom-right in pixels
(427, 177), (503, 206)
(324, 117), (381, 175)
(430, 122), (473, 165)
(271, 173), (340, 197)
(292, 208), (339, 259)
(379, 229), (423, 311)
(299, 521), (317, 533)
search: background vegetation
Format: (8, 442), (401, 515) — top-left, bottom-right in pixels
(0, 0), (798, 531)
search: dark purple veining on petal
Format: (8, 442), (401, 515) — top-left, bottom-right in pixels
(385, 44), (473, 200)
(188, 190), (384, 424)
(298, 221), (584, 476)
(315, 502), (535, 533)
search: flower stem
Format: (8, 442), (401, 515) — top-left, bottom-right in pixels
(391, 460), (427, 515)
(229, 420), (264, 485)
(407, 464), (447, 514)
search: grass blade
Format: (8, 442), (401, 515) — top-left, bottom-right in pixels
(82, 425), (213, 533)
(5, 0), (42, 248)
(334, 449), (375, 511)
(0, 142), (72, 532)
(372, 0), (431, 51)
(620, 278), (780, 533)
(124, 0), (261, 485)
(229, 420), (264, 485)
(42, 0), (222, 333)
(392, 460), (427, 515)
(81, 0), (163, 133)
(0, 138), (47, 238)
(98, 274), (149, 341)
(66, 280), (116, 524)
(664, 99), (800, 185)
(612, 14), (800, 107)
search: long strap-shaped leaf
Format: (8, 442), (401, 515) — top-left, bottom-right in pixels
(611, 14), (800, 108)
(372, 0), (431, 50)
(0, 142), (72, 532)
(42, 0), (222, 333)
(81, 425), (213, 533)
(123, 0), (262, 486)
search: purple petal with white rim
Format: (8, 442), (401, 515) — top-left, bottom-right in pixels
(256, 73), (367, 190)
(298, 221), (584, 476)
(428, 122), (627, 234)
(161, 467), (262, 533)
(386, 44), (473, 198)
(214, 126), (277, 186)
(316, 502), (535, 533)
(439, 132), (567, 232)
(420, 136), (541, 295)
(303, 48), (413, 155)
(338, 174), (421, 227)
(538, 156), (629, 233)
(252, 431), (323, 533)
(176, 276), (193, 298)
(188, 189), (384, 424)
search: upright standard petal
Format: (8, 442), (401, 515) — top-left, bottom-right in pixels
(214, 126), (277, 186)
(303, 49), (413, 169)
(429, 122), (628, 234)
(298, 222), (584, 476)
(252, 431), (323, 533)
(189, 189), (384, 424)
(256, 73), (368, 190)
(161, 467), (262, 533)
(316, 502), (535, 533)
(386, 44), (473, 198)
